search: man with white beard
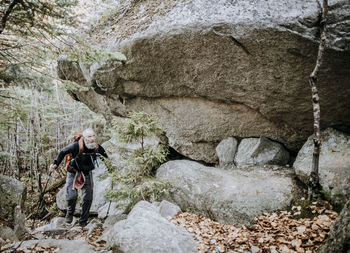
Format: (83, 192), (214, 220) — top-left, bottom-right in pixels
(49, 128), (108, 226)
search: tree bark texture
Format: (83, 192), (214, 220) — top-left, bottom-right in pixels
(308, 0), (328, 200)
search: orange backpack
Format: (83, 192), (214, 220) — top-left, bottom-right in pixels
(64, 133), (84, 172)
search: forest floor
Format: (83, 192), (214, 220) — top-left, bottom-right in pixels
(0, 199), (337, 253)
(0, 174), (338, 253)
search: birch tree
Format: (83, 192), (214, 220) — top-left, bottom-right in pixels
(308, 0), (328, 200)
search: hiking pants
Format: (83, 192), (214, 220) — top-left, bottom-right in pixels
(65, 171), (93, 225)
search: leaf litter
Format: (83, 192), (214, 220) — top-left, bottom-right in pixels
(1, 200), (338, 253)
(169, 200), (337, 253)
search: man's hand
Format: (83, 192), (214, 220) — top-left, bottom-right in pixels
(49, 164), (57, 173)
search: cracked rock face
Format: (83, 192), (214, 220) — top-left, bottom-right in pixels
(58, 0), (350, 163)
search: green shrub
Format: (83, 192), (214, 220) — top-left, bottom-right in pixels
(104, 111), (169, 212)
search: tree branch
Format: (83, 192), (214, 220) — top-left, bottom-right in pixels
(0, 0), (21, 35)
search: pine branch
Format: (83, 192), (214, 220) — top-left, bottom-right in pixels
(0, 0), (21, 35)
(0, 47), (61, 81)
(0, 94), (18, 99)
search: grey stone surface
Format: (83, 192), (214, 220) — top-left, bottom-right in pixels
(57, 0), (350, 163)
(0, 174), (27, 240)
(85, 218), (103, 235)
(216, 137), (238, 168)
(234, 137), (290, 168)
(158, 200), (182, 219)
(103, 212), (128, 229)
(100, 200), (128, 229)
(12, 239), (95, 253)
(293, 128), (350, 206)
(34, 217), (67, 233)
(0, 225), (18, 241)
(98, 201), (122, 219)
(104, 201), (197, 253)
(33, 217), (103, 238)
(318, 199), (350, 253)
(156, 160), (301, 225)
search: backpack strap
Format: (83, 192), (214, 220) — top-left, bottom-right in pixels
(77, 137), (84, 158)
(94, 145), (98, 154)
(72, 138), (85, 172)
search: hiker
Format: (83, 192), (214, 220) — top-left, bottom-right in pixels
(49, 128), (108, 227)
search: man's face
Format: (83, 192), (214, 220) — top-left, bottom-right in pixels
(85, 131), (96, 144)
(84, 130), (97, 149)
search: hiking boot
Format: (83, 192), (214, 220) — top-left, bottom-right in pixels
(78, 222), (88, 229)
(65, 199), (76, 224)
(65, 214), (73, 224)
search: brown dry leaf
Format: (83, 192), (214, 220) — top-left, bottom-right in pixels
(295, 246), (305, 253)
(170, 200), (337, 253)
(279, 244), (290, 253)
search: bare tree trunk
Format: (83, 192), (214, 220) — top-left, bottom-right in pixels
(0, 0), (20, 35)
(9, 128), (14, 177)
(29, 95), (34, 191)
(308, 0), (328, 200)
(15, 121), (20, 180)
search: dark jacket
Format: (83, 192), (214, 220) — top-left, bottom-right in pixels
(53, 140), (108, 173)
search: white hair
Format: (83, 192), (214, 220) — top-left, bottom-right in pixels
(82, 128), (95, 138)
(83, 128), (97, 149)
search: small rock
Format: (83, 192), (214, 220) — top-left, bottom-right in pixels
(251, 245), (260, 253)
(158, 200), (182, 219)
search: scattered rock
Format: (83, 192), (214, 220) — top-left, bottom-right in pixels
(216, 137), (238, 168)
(234, 137), (290, 168)
(293, 128), (350, 206)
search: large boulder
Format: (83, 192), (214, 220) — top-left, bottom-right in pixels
(234, 137), (290, 168)
(156, 160), (301, 225)
(103, 201), (197, 253)
(293, 128), (350, 206)
(216, 137), (238, 168)
(0, 174), (27, 240)
(318, 199), (350, 253)
(57, 0), (350, 163)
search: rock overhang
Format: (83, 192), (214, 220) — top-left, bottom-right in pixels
(57, 0), (350, 163)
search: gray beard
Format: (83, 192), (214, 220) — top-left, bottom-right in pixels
(85, 141), (97, 149)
